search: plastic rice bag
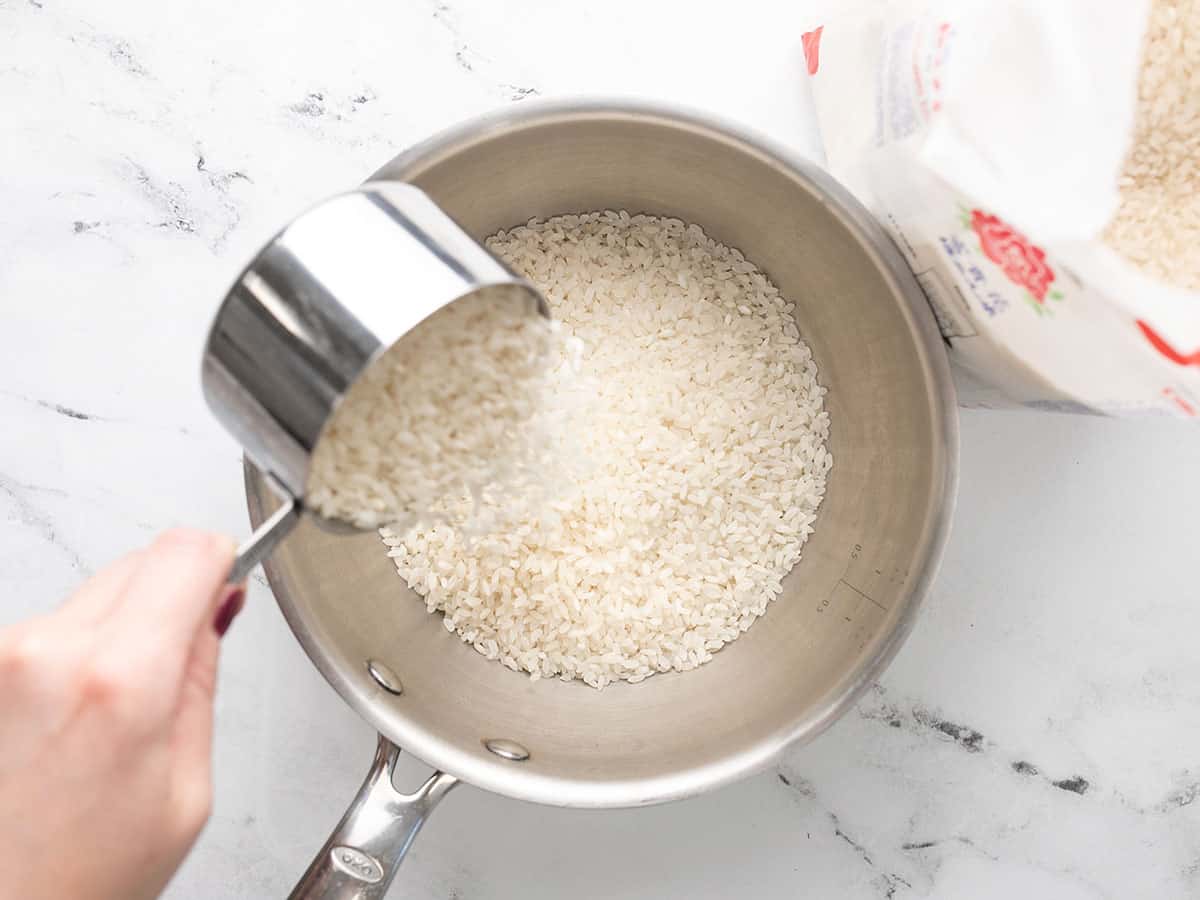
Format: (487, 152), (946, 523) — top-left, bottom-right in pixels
(803, 0), (1200, 416)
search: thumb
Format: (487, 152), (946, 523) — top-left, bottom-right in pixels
(169, 584), (243, 833)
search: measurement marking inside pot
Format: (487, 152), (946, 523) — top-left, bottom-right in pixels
(838, 578), (887, 612)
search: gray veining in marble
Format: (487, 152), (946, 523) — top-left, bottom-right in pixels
(3, 0), (1200, 897)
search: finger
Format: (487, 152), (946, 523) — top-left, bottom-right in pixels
(56, 550), (145, 626)
(100, 529), (235, 678)
(168, 585), (242, 839)
(169, 623), (220, 844)
(212, 584), (246, 639)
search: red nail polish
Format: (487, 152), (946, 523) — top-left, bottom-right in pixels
(214, 589), (245, 637)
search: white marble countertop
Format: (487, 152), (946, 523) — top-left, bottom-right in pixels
(4, 0), (1200, 896)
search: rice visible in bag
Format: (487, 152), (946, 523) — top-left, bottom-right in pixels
(1104, 0), (1200, 291)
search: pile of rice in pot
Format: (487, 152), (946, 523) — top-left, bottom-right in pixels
(380, 211), (832, 689)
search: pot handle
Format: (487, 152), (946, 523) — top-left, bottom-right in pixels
(289, 736), (458, 900)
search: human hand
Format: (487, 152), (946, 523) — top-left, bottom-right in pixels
(0, 529), (241, 900)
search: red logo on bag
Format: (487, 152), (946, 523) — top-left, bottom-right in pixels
(802, 26), (824, 75)
(1137, 319), (1200, 367)
(970, 210), (1055, 302)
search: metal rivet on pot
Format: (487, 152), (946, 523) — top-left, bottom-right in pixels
(484, 738), (529, 761)
(366, 659), (403, 695)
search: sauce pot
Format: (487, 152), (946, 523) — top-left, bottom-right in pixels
(242, 99), (958, 899)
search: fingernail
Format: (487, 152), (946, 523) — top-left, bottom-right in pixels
(214, 589), (245, 637)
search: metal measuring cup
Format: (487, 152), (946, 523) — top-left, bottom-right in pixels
(201, 183), (548, 583)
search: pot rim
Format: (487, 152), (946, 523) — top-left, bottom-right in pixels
(250, 95), (959, 808)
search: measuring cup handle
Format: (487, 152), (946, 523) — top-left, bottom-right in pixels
(228, 478), (301, 583)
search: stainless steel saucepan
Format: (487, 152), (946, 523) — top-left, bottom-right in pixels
(239, 99), (958, 898)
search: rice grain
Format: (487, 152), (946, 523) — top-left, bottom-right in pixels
(383, 211), (832, 689)
(1103, 0), (1200, 290)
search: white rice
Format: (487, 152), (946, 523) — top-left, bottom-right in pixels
(382, 211), (831, 689)
(307, 289), (581, 531)
(1103, 0), (1200, 290)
